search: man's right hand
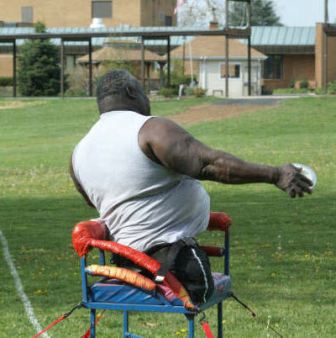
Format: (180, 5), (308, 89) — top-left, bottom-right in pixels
(275, 164), (313, 198)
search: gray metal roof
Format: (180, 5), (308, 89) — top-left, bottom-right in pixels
(251, 26), (315, 46)
(0, 27), (193, 47)
(0, 25), (316, 47)
(0, 25), (249, 41)
(0, 26), (207, 36)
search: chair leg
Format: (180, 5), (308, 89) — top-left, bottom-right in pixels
(187, 315), (195, 338)
(217, 302), (223, 338)
(123, 311), (129, 338)
(90, 309), (96, 338)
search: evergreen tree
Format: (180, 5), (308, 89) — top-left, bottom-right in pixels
(18, 22), (62, 96)
(230, 0), (282, 26)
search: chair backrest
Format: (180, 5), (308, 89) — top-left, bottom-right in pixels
(72, 220), (196, 309)
(72, 212), (232, 309)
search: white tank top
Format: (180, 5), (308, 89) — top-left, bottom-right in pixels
(72, 111), (210, 251)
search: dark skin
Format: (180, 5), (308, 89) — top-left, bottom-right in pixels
(138, 118), (312, 197)
(70, 72), (313, 207)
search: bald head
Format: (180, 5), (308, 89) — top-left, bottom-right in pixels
(96, 69), (150, 116)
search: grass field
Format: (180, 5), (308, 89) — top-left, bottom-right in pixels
(0, 96), (335, 337)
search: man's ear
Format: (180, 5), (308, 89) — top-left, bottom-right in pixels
(125, 84), (138, 99)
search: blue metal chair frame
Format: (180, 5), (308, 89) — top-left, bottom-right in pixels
(80, 229), (231, 338)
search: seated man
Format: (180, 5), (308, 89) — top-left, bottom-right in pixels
(70, 70), (312, 304)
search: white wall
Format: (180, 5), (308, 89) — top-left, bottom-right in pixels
(199, 59), (263, 97)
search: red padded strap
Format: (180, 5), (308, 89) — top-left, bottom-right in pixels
(89, 239), (160, 274)
(208, 212), (232, 232)
(72, 221), (160, 274)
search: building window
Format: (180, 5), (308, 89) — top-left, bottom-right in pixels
(92, 1), (112, 18)
(263, 55), (283, 80)
(4, 22), (18, 28)
(220, 64), (240, 78)
(21, 6), (33, 23)
(159, 11), (165, 24)
(165, 15), (172, 26)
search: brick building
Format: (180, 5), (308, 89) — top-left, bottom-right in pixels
(0, 0), (176, 28)
(315, 23), (336, 89)
(1, 23), (336, 95)
(250, 26), (316, 92)
(0, 0), (176, 83)
(252, 25), (336, 92)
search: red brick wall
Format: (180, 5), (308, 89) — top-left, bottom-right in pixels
(263, 54), (315, 91)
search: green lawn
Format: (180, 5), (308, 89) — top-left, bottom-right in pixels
(0, 97), (335, 337)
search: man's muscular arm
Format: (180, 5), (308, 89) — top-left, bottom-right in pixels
(69, 156), (95, 208)
(139, 117), (312, 198)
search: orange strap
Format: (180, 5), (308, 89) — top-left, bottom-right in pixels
(201, 320), (215, 338)
(33, 303), (82, 337)
(86, 264), (156, 291)
(81, 311), (105, 338)
(33, 314), (67, 338)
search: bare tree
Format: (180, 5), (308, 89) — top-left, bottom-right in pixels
(177, 0), (226, 27)
(178, 0), (282, 27)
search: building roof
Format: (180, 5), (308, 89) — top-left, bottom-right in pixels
(0, 25), (315, 45)
(251, 26), (315, 46)
(77, 45), (165, 63)
(0, 25), (249, 41)
(171, 35), (266, 60)
(0, 26), (211, 50)
(0, 25), (316, 54)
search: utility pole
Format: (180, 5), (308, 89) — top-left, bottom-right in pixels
(325, 0), (329, 23)
(324, 0), (329, 89)
(225, 0), (229, 98)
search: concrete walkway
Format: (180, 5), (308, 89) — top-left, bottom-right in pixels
(213, 94), (316, 106)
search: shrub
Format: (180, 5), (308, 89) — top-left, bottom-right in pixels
(327, 81), (336, 95)
(99, 60), (135, 77)
(185, 87), (194, 96)
(193, 87), (207, 97)
(18, 22), (65, 96)
(273, 87), (310, 94)
(158, 87), (175, 98)
(65, 66), (97, 97)
(0, 77), (13, 87)
(160, 60), (194, 94)
(300, 79), (309, 89)
(315, 87), (327, 95)
(170, 74), (193, 93)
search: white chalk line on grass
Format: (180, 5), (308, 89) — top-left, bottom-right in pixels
(0, 230), (50, 338)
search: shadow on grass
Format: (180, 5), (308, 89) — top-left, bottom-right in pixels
(1, 190), (334, 300)
(0, 192), (335, 337)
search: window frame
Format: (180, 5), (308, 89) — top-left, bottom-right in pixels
(21, 6), (33, 23)
(91, 0), (112, 19)
(165, 15), (173, 26)
(219, 63), (241, 79)
(263, 55), (284, 80)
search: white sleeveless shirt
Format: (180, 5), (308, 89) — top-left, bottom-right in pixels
(72, 111), (210, 251)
